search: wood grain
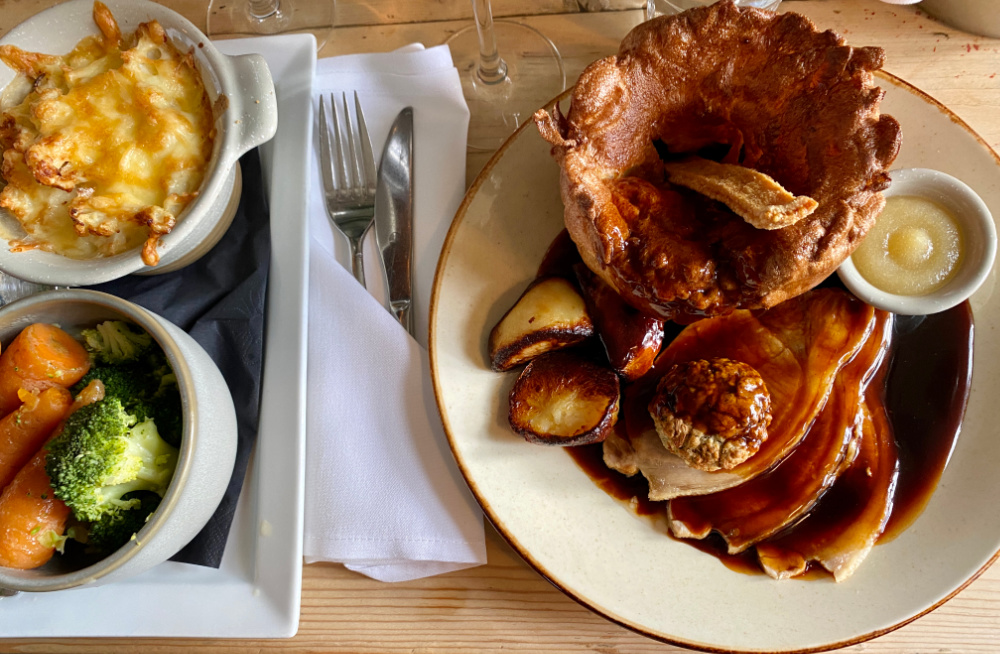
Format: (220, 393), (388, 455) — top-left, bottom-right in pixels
(2, 1), (1000, 652)
(0, 0), (645, 35)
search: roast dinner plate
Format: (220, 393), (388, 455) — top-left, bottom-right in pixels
(429, 72), (1000, 653)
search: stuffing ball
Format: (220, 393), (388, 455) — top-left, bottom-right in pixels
(649, 357), (772, 471)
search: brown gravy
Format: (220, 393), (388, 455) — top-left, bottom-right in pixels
(568, 299), (974, 577)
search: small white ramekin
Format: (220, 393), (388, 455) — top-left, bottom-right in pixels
(837, 168), (997, 316)
(0, 0), (277, 286)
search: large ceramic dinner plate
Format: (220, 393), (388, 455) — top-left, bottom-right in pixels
(429, 73), (1000, 653)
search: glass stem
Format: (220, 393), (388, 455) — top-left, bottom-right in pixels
(248, 0), (279, 20)
(472, 0), (508, 85)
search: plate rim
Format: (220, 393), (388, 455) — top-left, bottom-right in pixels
(429, 70), (1000, 653)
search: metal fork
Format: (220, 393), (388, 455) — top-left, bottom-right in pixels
(318, 92), (377, 286)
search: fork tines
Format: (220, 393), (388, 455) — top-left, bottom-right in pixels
(318, 91), (378, 286)
(318, 92), (377, 204)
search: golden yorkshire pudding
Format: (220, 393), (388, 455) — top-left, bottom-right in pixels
(534, 0), (902, 321)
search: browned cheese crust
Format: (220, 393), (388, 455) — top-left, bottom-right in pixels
(0, 1), (214, 266)
(534, 0), (901, 321)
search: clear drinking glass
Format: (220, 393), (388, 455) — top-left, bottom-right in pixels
(206, 0), (335, 50)
(446, 0), (567, 151)
(646, 0), (781, 19)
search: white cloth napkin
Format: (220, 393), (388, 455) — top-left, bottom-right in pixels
(303, 45), (487, 582)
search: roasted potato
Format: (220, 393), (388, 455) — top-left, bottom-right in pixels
(488, 277), (594, 371)
(508, 351), (620, 446)
(575, 265), (665, 381)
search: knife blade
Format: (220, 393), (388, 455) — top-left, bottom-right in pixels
(374, 107), (415, 334)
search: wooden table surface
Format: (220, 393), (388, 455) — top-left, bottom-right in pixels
(3, 0), (1000, 652)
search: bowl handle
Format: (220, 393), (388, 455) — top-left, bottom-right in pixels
(224, 53), (279, 159)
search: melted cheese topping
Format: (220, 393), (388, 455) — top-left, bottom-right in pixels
(0, 2), (214, 265)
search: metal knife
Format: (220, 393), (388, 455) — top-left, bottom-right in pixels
(374, 107), (415, 334)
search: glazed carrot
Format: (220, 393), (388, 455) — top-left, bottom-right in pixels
(66, 378), (106, 417)
(0, 449), (71, 569)
(0, 323), (90, 417)
(0, 379), (105, 569)
(0, 387), (73, 491)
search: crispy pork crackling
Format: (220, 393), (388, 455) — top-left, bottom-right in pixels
(534, 0), (901, 321)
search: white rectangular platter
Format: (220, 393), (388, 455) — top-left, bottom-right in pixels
(0, 34), (314, 639)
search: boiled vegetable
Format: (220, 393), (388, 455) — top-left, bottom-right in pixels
(0, 323), (90, 417)
(0, 386), (73, 491)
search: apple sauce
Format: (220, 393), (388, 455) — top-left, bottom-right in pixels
(852, 195), (964, 296)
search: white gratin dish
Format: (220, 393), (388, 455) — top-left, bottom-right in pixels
(0, 0), (278, 286)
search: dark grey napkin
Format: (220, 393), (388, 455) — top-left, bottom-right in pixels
(89, 149), (270, 567)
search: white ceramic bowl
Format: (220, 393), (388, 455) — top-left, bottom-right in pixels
(0, 289), (238, 592)
(837, 168), (997, 315)
(921, 0), (1000, 39)
(0, 0), (277, 286)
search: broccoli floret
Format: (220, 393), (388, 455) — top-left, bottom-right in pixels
(71, 333), (184, 449)
(34, 525), (84, 555)
(46, 398), (178, 523)
(80, 320), (153, 365)
(87, 491), (161, 553)
(47, 321), (185, 554)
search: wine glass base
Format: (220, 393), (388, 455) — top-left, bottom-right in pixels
(446, 20), (566, 152)
(207, 0), (335, 50)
